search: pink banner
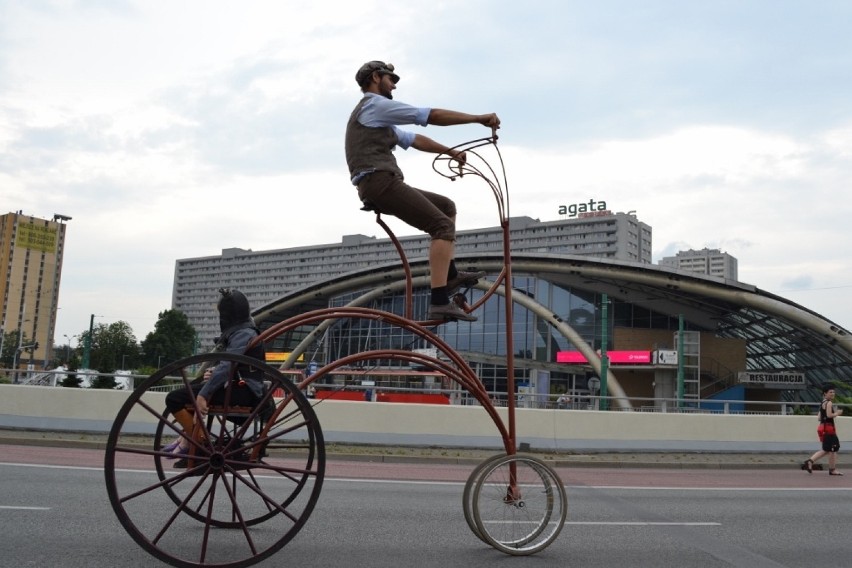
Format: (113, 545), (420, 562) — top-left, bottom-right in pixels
(556, 351), (589, 363)
(608, 350), (652, 363)
(557, 350), (651, 364)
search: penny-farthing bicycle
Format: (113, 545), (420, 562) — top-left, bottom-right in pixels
(104, 134), (567, 567)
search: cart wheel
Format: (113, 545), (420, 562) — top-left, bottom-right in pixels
(105, 353), (325, 568)
(151, 403), (320, 529)
(462, 454), (506, 542)
(471, 453), (567, 555)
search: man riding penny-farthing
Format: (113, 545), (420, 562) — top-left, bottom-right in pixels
(104, 60), (567, 567)
(345, 60), (499, 322)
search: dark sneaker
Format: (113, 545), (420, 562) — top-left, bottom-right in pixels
(428, 302), (477, 322)
(447, 270), (485, 295)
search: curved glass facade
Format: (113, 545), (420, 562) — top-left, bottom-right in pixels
(256, 256), (852, 406)
(318, 272), (699, 397)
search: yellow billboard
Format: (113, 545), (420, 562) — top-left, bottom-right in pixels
(17, 223), (57, 253)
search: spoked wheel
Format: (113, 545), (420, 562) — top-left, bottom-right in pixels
(470, 453), (567, 555)
(151, 405), (321, 529)
(105, 353), (325, 568)
(462, 454), (506, 542)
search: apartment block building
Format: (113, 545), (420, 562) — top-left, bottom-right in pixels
(0, 212), (70, 371)
(174, 212), (652, 348)
(658, 248), (738, 281)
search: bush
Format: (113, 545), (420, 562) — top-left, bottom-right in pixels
(60, 374), (83, 388)
(91, 375), (118, 389)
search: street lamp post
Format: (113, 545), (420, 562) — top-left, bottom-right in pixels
(81, 314), (102, 370)
(12, 345), (21, 384)
(63, 334), (74, 365)
(599, 294), (609, 411)
(12, 320), (30, 384)
(121, 354), (127, 371)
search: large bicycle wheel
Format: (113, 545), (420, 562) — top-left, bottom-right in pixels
(105, 353), (325, 568)
(151, 403), (321, 529)
(471, 453), (567, 555)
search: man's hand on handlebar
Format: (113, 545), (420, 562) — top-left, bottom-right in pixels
(479, 113), (501, 130)
(450, 149), (467, 167)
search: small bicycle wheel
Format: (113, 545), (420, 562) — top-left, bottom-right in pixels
(462, 454), (506, 542)
(471, 453), (567, 555)
(105, 352), (325, 568)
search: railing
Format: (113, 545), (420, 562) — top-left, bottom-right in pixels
(0, 368), (150, 388)
(454, 392), (821, 416)
(3, 368), (826, 415)
(699, 357), (740, 398)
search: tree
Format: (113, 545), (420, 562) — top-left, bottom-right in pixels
(74, 320), (140, 389)
(1, 330), (25, 369)
(90, 373), (118, 389)
(60, 371), (83, 388)
(141, 310), (197, 368)
(84, 321), (140, 374)
(59, 351), (82, 388)
(1, 330), (29, 384)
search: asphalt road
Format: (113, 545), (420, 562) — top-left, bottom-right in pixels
(1, 446), (851, 568)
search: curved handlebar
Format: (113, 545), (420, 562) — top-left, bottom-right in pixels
(431, 134), (509, 222)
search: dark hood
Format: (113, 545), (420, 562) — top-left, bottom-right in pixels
(218, 288), (252, 333)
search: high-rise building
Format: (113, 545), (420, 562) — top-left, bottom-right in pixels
(174, 212), (652, 348)
(0, 212), (70, 371)
(658, 248), (738, 281)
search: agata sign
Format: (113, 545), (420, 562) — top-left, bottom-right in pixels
(559, 199), (608, 218)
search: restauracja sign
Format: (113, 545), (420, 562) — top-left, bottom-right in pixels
(558, 199), (608, 217)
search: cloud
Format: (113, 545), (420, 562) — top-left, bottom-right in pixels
(780, 275), (815, 292)
(2, 0), (852, 342)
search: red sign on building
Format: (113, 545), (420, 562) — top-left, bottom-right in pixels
(557, 350), (651, 364)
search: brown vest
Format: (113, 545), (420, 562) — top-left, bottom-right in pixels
(345, 96), (404, 180)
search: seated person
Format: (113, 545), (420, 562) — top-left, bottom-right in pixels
(345, 60), (496, 321)
(162, 288), (266, 463)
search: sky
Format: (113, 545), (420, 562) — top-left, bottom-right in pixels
(2, 0), (852, 345)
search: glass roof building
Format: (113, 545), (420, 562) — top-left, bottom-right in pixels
(174, 212), (851, 408)
(251, 253), (852, 408)
(174, 213), (651, 350)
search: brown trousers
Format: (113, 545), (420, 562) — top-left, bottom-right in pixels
(357, 171), (456, 241)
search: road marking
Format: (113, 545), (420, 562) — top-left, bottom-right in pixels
(0, 462), (102, 472)
(1, 463), (851, 491)
(0, 506), (50, 510)
(564, 521), (720, 526)
(568, 485), (852, 491)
